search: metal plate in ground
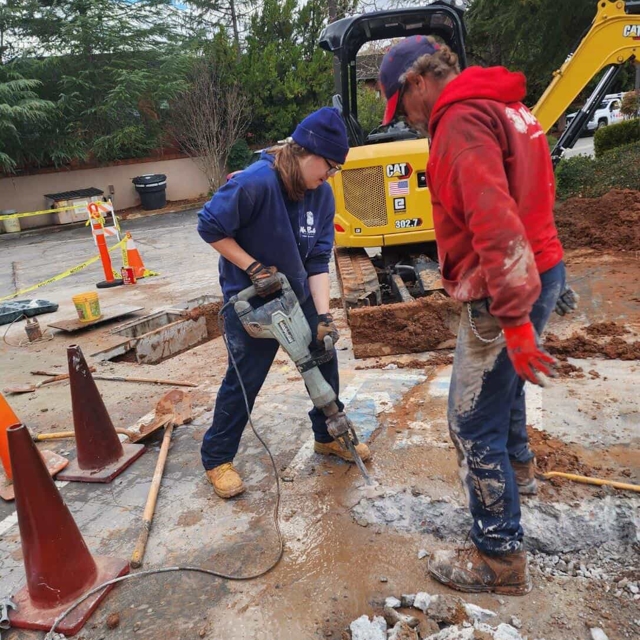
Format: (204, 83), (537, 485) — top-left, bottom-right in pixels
(47, 305), (144, 332)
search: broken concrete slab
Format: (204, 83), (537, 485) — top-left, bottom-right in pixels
(383, 606), (420, 629)
(413, 592), (432, 613)
(350, 615), (387, 640)
(427, 594), (468, 625)
(464, 603), (497, 624)
(351, 490), (639, 553)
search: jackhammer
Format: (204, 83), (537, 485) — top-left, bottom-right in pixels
(229, 273), (372, 485)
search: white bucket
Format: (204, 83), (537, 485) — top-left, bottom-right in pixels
(1, 210), (20, 233)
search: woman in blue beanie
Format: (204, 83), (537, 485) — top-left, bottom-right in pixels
(197, 107), (371, 498)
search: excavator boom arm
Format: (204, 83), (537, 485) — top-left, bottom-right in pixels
(533, 0), (640, 132)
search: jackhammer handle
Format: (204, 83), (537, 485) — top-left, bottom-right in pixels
(236, 273), (290, 303)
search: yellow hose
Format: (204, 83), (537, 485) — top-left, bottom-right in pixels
(541, 471), (640, 493)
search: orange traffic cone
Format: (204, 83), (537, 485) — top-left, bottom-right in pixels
(7, 423), (129, 634)
(0, 392), (68, 501)
(56, 344), (145, 482)
(126, 231), (147, 278)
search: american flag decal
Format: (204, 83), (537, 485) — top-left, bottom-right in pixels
(389, 180), (410, 196)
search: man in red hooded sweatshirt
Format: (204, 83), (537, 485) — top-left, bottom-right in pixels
(378, 36), (578, 595)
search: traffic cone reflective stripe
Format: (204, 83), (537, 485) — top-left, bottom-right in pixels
(126, 232), (147, 278)
(57, 344), (144, 482)
(0, 393), (68, 501)
(7, 423), (129, 634)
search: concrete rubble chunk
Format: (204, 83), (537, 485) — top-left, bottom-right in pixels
(418, 549), (429, 559)
(413, 592), (432, 613)
(401, 594), (416, 608)
(509, 616), (522, 630)
(427, 595), (468, 625)
(590, 628), (609, 640)
(388, 621), (420, 640)
(421, 625), (475, 639)
(493, 624), (525, 640)
(383, 607), (420, 629)
(385, 597), (402, 609)
(464, 604), (496, 624)
(350, 615), (387, 640)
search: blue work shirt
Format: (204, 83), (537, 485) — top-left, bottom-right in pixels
(197, 151), (336, 302)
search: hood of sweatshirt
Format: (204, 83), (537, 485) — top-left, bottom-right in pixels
(429, 66), (527, 135)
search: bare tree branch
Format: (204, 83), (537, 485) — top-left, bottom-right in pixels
(171, 59), (250, 191)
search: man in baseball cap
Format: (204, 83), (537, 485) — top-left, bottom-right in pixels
(379, 37), (577, 596)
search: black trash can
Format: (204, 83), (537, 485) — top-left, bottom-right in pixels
(132, 174), (167, 210)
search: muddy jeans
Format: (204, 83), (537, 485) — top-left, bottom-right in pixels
(201, 295), (341, 470)
(448, 261), (565, 555)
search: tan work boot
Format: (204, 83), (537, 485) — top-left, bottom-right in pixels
(205, 463), (245, 498)
(314, 439), (371, 463)
(511, 458), (538, 495)
(428, 546), (532, 595)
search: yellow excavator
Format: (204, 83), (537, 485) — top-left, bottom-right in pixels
(319, 0), (640, 357)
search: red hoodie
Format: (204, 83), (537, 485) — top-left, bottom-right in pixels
(426, 66), (563, 327)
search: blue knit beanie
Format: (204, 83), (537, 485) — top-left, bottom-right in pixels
(291, 107), (349, 164)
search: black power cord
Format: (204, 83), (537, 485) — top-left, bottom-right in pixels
(44, 301), (284, 639)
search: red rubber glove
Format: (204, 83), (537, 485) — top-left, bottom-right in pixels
(503, 322), (557, 387)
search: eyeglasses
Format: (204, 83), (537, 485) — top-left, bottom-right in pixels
(323, 157), (342, 177)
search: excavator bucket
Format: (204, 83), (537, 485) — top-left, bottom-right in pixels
(347, 297), (459, 359)
(336, 247), (460, 359)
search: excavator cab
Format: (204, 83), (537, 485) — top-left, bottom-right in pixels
(319, 1), (467, 147)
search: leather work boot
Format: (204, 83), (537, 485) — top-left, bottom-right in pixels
(428, 546), (532, 595)
(314, 439), (371, 462)
(206, 463), (245, 498)
(511, 458), (538, 495)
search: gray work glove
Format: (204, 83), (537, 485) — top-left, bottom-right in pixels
(245, 261), (282, 297)
(316, 313), (339, 349)
(555, 285), (579, 316)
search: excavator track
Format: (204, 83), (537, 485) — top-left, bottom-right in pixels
(334, 247), (381, 308)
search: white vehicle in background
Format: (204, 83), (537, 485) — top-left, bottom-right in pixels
(566, 93), (624, 135)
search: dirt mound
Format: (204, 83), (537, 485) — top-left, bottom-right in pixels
(545, 332), (640, 361)
(555, 189), (640, 251)
(184, 302), (223, 339)
(348, 294), (461, 359)
(584, 321), (629, 338)
(528, 426), (592, 476)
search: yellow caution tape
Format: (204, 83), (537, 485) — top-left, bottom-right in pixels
(0, 237), (127, 302)
(0, 204), (90, 220)
(0, 198), (117, 221)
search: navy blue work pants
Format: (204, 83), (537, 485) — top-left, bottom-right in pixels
(447, 261), (565, 555)
(201, 295), (340, 470)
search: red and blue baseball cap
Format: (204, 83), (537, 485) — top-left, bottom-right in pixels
(379, 36), (440, 125)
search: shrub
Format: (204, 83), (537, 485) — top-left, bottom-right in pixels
(356, 84), (386, 137)
(620, 91), (639, 118)
(227, 138), (254, 173)
(593, 118), (640, 157)
(555, 141), (640, 200)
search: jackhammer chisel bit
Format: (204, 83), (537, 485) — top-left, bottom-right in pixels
(326, 412), (373, 485)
